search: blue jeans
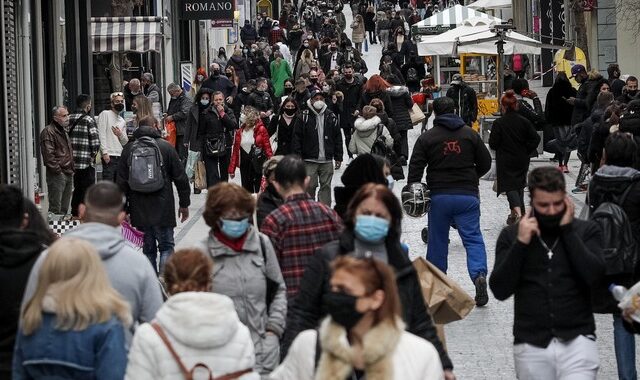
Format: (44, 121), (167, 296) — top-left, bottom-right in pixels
(427, 194), (488, 282)
(141, 226), (175, 275)
(613, 314), (637, 380)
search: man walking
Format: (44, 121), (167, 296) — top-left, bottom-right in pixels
(68, 94), (100, 217)
(490, 167), (604, 379)
(97, 92), (128, 181)
(407, 97), (492, 306)
(261, 155), (343, 298)
(165, 83), (192, 163)
(335, 64), (365, 162)
(141, 72), (163, 110)
(293, 90), (343, 206)
(117, 117), (191, 276)
(446, 73), (478, 127)
(40, 106), (75, 217)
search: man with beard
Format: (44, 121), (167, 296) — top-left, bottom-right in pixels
(490, 167), (604, 379)
(335, 64), (365, 162)
(616, 76), (638, 104)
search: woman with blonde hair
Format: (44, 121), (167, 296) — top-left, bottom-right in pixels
(13, 237), (130, 379)
(126, 249), (259, 379)
(132, 94), (161, 134)
(295, 49), (315, 79)
(273, 256), (444, 379)
(351, 14), (366, 53)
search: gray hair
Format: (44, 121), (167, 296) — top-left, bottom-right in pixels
(142, 72), (154, 83)
(167, 83), (181, 92)
(129, 78), (141, 87)
(51, 105), (68, 119)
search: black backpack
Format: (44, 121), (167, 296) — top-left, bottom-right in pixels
(128, 136), (165, 193)
(370, 124), (389, 157)
(406, 67), (418, 82)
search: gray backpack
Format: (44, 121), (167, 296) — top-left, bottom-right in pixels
(128, 136), (165, 193)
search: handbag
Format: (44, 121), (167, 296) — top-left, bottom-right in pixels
(249, 144), (267, 174)
(194, 161), (207, 190)
(409, 103), (426, 125)
(204, 135), (226, 157)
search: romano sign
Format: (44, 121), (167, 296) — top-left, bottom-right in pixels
(180, 0), (235, 20)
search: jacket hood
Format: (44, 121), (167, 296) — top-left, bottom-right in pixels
(596, 165), (640, 179)
(307, 98), (327, 115)
(155, 292), (241, 349)
(387, 85), (409, 97)
(0, 229), (44, 267)
(133, 125), (162, 139)
(64, 223), (126, 260)
(434, 113), (466, 130)
(354, 116), (381, 134)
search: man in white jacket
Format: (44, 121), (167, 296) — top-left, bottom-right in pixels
(97, 92), (128, 181)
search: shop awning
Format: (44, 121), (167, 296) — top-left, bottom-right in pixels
(91, 17), (164, 53)
(411, 4), (502, 36)
(468, 0), (512, 10)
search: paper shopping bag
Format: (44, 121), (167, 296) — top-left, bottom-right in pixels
(413, 257), (475, 324)
(194, 161), (207, 190)
(409, 103), (426, 125)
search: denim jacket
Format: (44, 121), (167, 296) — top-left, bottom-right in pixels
(12, 313), (127, 379)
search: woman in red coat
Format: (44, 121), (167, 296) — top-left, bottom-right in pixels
(229, 106), (273, 193)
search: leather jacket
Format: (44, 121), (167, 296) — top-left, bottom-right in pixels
(40, 123), (74, 175)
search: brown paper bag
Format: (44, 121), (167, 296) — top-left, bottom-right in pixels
(194, 161), (207, 190)
(413, 257), (475, 324)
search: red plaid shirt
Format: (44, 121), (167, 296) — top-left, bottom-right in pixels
(261, 193), (344, 298)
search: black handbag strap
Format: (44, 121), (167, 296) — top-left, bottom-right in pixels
(68, 111), (88, 135)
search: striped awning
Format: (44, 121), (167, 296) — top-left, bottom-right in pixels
(411, 5), (501, 35)
(91, 17), (164, 53)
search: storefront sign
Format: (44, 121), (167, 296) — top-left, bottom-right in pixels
(180, 0), (235, 20)
(540, 0), (565, 86)
(211, 19), (233, 28)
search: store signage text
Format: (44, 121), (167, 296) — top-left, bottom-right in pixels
(180, 0), (235, 20)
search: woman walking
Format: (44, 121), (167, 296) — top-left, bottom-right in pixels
(351, 14), (366, 53)
(364, 6), (377, 44)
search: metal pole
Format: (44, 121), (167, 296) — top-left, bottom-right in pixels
(497, 30), (505, 99)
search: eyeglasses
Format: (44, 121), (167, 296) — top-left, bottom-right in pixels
(110, 92), (124, 99)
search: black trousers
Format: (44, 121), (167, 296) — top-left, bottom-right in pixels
(175, 135), (187, 165)
(343, 127), (353, 159)
(101, 156), (119, 182)
(203, 151), (231, 188)
(239, 149), (261, 193)
(368, 30), (377, 43)
(506, 189), (525, 211)
(71, 166), (96, 216)
(398, 130), (409, 160)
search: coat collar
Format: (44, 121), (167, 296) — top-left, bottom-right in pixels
(207, 226), (262, 258)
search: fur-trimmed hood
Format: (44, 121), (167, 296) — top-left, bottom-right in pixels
(315, 317), (404, 380)
(387, 85), (409, 98)
(354, 116), (382, 136)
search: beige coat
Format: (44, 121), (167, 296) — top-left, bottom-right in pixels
(351, 18), (366, 43)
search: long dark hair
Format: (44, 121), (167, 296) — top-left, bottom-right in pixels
(344, 184), (402, 242)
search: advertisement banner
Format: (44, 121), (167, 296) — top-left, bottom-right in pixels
(180, 0), (235, 20)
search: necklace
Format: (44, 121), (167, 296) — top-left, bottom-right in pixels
(537, 235), (560, 260)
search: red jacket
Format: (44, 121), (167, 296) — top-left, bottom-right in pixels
(228, 120), (273, 174)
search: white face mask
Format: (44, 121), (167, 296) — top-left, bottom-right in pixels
(387, 175), (395, 190)
(313, 100), (326, 110)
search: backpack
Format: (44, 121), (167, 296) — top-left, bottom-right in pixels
(512, 54), (523, 72)
(370, 124), (389, 157)
(406, 67), (418, 82)
(589, 184), (638, 276)
(128, 136), (165, 193)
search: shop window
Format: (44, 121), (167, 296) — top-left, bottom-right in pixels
(257, 0), (272, 18)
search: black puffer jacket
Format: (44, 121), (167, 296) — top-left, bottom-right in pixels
(571, 74), (604, 126)
(268, 115), (296, 156)
(545, 79), (576, 126)
(282, 230), (453, 370)
(387, 85), (414, 131)
(256, 184), (283, 228)
(292, 101), (343, 162)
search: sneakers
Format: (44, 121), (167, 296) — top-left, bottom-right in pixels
(474, 275), (489, 307)
(571, 185), (587, 194)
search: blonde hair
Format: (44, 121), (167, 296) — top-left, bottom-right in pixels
(21, 238), (131, 335)
(242, 106), (260, 128)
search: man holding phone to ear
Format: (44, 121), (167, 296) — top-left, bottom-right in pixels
(490, 167), (605, 380)
(97, 92), (129, 181)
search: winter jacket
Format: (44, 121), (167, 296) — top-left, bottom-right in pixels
(125, 292), (259, 380)
(268, 115), (296, 156)
(241, 25), (259, 45)
(588, 165), (640, 314)
(544, 79), (577, 126)
(166, 92), (193, 136)
(0, 230), (43, 379)
(517, 96), (546, 131)
(287, 29), (304, 52)
(270, 60), (293, 97)
(116, 126), (191, 228)
(292, 100), (343, 162)
(248, 90), (275, 113)
(282, 230), (453, 370)
(387, 85), (414, 131)
(377, 112), (405, 180)
(201, 75), (237, 98)
(257, 184), (284, 228)
(350, 19), (366, 43)
(145, 83), (163, 110)
(401, 62), (426, 92)
(335, 76), (365, 130)
(488, 110), (540, 194)
(273, 318), (444, 380)
(186, 104), (237, 153)
(576, 108), (603, 162)
(227, 56), (251, 86)
(22, 223), (164, 343)
(445, 84), (478, 126)
(349, 116), (393, 155)
(199, 227), (287, 375)
(13, 314), (127, 380)
(40, 123), (74, 175)
(364, 11), (376, 31)
(229, 122), (273, 174)
(571, 75), (602, 126)
(407, 114), (491, 196)
(360, 90), (394, 118)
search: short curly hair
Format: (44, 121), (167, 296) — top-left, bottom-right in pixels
(164, 249), (213, 295)
(202, 183), (255, 227)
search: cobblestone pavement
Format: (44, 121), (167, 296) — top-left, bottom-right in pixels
(171, 7), (640, 379)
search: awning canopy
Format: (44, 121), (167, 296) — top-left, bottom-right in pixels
(468, 0), (512, 10)
(418, 18), (541, 56)
(411, 4), (502, 36)
(91, 17), (164, 53)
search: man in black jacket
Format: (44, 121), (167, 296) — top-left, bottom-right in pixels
(292, 90), (343, 206)
(335, 64), (365, 161)
(446, 74), (478, 126)
(490, 167), (604, 379)
(165, 83), (193, 163)
(567, 64), (596, 127)
(116, 118), (191, 275)
(407, 97), (492, 306)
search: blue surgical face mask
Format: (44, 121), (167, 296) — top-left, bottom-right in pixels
(354, 215), (390, 243)
(386, 175), (395, 190)
(220, 218), (250, 239)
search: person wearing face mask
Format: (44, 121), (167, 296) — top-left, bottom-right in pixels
(97, 92), (129, 182)
(123, 78), (142, 112)
(616, 76), (639, 104)
(165, 83), (193, 163)
(287, 23), (304, 59)
(273, 256), (444, 380)
(199, 182), (287, 377)
(281, 184), (454, 378)
(268, 98), (297, 155)
(189, 67), (207, 99)
(40, 105), (75, 216)
(226, 49), (249, 86)
(293, 90), (343, 205)
(248, 78), (276, 127)
(240, 20), (258, 47)
(185, 88), (214, 193)
(201, 63), (237, 100)
(490, 167), (605, 380)
(335, 65), (365, 161)
(320, 41), (343, 76)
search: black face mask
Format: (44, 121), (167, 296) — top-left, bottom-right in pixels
(323, 291), (365, 330)
(284, 87), (293, 94)
(226, 73), (233, 78)
(213, 69), (221, 76)
(535, 209), (564, 230)
(344, 74), (353, 80)
(283, 108), (296, 116)
(310, 78), (318, 84)
(113, 103), (124, 112)
(628, 90), (638, 97)
(330, 47), (337, 52)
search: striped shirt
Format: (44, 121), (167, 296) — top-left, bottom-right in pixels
(261, 193), (344, 298)
(68, 112), (101, 170)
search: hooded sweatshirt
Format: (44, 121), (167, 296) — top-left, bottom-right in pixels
(125, 292), (259, 380)
(0, 229), (43, 377)
(22, 223), (163, 342)
(407, 113), (492, 195)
